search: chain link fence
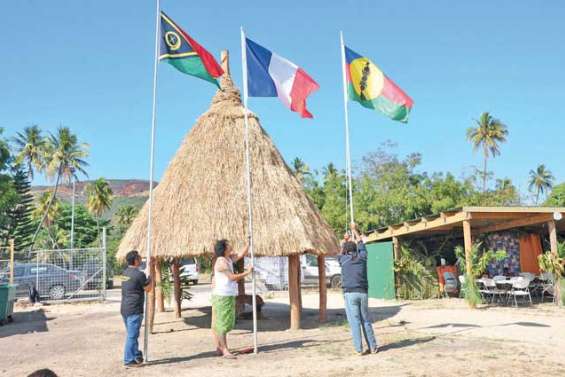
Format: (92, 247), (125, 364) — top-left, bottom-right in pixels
(8, 245), (107, 303)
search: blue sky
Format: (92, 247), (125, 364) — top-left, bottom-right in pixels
(1, 1), (564, 200)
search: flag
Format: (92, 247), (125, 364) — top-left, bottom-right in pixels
(159, 12), (223, 87)
(245, 37), (319, 118)
(344, 46), (413, 123)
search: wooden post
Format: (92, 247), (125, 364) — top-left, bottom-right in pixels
(9, 239), (14, 285)
(462, 220), (473, 278)
(236, 259), (246, 315)
(548, 220), (561, 306)
(317, 255), (327, 323)
(155, 260), (165, 313)
(172, 258), (182, 318)
(147, 260), (156, 333)
(392, 237), (401, 298)
(288, 254), (301, 330)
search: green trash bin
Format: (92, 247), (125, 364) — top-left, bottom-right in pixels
(0, 284), (16, 324)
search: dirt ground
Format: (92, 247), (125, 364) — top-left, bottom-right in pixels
(1, 285), (565, 377)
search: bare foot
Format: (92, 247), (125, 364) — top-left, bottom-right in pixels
(222, 351), (237, 359)
(215, 348), (223, 356)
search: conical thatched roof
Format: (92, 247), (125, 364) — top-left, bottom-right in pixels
(117, 69), (338, 260)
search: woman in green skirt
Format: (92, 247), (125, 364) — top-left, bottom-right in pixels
(211, 239), (252, 358)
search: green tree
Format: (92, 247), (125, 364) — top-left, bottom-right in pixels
(86, 178), (113, 242)
(12, 125), (46, 179)
(291, 157), (310, 184)
(5, 170), (35, 252)
(545, 183), (565, 207)
(466, 112), (508, 192)
(529, 164), (554, 204)
(115, 205), (138, 232)
(32, 191), (61, 248)
(30, 127), (89, 249)
(0, 129), (19, 246)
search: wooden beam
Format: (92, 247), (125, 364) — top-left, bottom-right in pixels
(155, 260), (165, 313)
(172, 258), (182, 318)
(548, 220), (561, 307)
(392, 237), (401, 299)
(288, 255), (301, 330)
(475, 213), (552, 235)
(366, 211), (468, 242)
(463, 206), (565, 214)
(463, 220), (473, 278)
(236, 259), (245, 316)
(147, 260), (156, 333)
(317, 255), (327, 323)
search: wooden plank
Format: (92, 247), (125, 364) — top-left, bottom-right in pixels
(367, 211), (468, 242)
(463, 206), (565, 214)
(288, 255), (301, 330)
(155, 260), (165, 313)
(463, 220), (473, 278)
(172, 258), (182, 318)
(548, 220), (561, 307)
(147, 260), (156, 333)
(317, 255), (327, 323)
(475, 214), (552, 234)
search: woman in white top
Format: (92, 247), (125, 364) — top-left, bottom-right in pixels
(211, 239), (252, 358)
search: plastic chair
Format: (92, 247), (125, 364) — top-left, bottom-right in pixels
(508, 277), (532, 307)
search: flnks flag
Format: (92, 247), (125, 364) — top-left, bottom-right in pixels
(345, 46), (413, 123)
(159, 12), (223, 87)
(245, 38), (319, 118)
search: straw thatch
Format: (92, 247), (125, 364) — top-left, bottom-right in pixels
(117, 72), (338, 260)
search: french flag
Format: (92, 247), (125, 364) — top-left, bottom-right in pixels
(245, 37), (319, 118)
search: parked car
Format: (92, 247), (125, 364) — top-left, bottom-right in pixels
(80, 260), (114, 290)
(179, 258), (199, 285)
(4, 263), (82, 300)
(302, 255), (342, 288)
(254, 255), (342, 290)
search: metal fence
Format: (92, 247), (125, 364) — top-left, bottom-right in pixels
(0, 241), (15, 285)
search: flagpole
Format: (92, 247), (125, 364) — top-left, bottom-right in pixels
(340, 31), (355, 225)
(144, 0), (161, 362)
(240, 26), (258, 355)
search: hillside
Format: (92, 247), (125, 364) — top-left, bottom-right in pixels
(31, 179), (154, 219)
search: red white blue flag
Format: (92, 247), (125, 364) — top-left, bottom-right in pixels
(245, 38), (319, 118)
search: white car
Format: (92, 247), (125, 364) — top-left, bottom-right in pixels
(179, 258), (199, 285)
(301, 254), (342, 288)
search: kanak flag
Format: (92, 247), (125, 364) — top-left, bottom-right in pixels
(245, 37), (319, 118)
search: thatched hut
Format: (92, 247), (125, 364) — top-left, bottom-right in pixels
(117, 51), (339, 330)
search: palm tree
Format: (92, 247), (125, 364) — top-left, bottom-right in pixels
(322, 163), (338, 179)
(116, 205), (138, 231)
(529, 164), (554, 204)
(466, 112), (508, 192)
(291, 157), (310, 183)
(12, 125), (46, 179)
(86, 178), (113, 243)
(32, 191), (61, 248)
(29, 127), (89, 249)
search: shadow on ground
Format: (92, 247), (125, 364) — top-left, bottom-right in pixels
(0, 309), (50, 338)
(177, 302), (404, 332)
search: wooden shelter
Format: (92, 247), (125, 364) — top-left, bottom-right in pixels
(367, 206), (565, 285)
(117, 51), (339, 330)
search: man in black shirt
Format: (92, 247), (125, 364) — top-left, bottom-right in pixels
(121, 250), (153, 367)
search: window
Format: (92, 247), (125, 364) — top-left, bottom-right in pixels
(306, 255), (318, 267)
(14, 267), (25, 277)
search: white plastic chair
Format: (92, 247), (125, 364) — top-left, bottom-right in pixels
(482, 278), (506, 304)
(508, 277), (532, 307)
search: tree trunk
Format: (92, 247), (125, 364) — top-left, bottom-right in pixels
(172, 258), (182, 318)
(29, 165), (62, 252)
(155, 260), (165, 313)
(482, 147), (488, 193)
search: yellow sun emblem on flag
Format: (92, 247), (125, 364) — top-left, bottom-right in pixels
(165, 31), (182, 51)
(350, 58), (384, 101)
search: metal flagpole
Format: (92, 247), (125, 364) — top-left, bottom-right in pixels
(143, 0), (161, 362)
(240, 26), (258, 354)
(70, 180), (75, 250)
(340, 31), (355, 225)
